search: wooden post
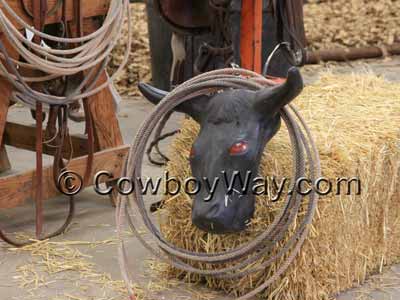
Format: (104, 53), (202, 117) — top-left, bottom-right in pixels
(86, 72), (123, 206)
(68, 19), (125, 206)
(0, 7), (126, 213)
(87, 72), (123, 150)
(0, 38), (22, 173)
(240, 0), (263, 73)
(0, 144), (10, 173)
(78, 19), (123, 151)
(0, 84), (10, 149)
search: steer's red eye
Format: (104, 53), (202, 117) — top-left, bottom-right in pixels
(229, 141), (249, 155)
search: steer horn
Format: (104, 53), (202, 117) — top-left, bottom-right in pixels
(138, 83), (168, 106)
(254, 67), (304, 115)
(139, 82), (210, 122)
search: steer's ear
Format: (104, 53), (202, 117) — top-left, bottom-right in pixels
(253, 67), (303, 116)
(138, 83), (210, 122)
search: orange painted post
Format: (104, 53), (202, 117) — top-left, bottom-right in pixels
(240, 1), (254, 71)
(240, 0), (263, 73)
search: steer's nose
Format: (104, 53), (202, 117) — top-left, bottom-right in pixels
(192, 215), (247, 234)
(191, 193), (255, 234)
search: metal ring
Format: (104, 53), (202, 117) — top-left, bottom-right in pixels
(263, 42), (296, 76)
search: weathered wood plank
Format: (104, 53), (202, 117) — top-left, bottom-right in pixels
(0, 145), (129, 209)
(3, 121), (89, 158)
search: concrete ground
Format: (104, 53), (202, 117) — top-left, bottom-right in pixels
(0, 57), (399, 300)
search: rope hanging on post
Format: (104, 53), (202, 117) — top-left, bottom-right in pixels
(0, 0), (132, 108)
(0, 0), (131, 246)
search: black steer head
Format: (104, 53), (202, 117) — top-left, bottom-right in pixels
(139, 67), (303, 234)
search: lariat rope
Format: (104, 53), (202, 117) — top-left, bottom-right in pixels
(0, 0), (131, 246)
(0, 0), (131, 107)
(117, 68), (321, 300)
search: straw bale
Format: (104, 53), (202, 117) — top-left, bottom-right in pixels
(157, 73), (400, 299)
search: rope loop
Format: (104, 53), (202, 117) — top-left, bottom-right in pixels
(117, 68), (321, 300)
(0, 0), (132, 108)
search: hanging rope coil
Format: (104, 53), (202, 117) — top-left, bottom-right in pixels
(0, 0), (131, 246)
(0, 0), (132, 107)
(116, 68), (321, 300)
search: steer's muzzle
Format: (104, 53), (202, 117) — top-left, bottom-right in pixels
(191, 190), (255, 234)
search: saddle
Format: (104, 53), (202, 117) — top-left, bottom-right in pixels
(153, 0), (212, 34)
(152, 0), (307, 85)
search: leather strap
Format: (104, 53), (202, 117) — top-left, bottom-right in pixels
(0, 0), (121, 247)
(82, 99), (94, 186)
(45, 105), (58, 139)
(72, 0), (94, 186)
(273, 0), (306, 65)
(33, 0), (47, 239)
(74, 0), (83, 38)
(32, 0), (48, 34)
(0, 0), (69, 247)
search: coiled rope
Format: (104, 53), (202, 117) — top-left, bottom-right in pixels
(0, 0), (131, 107)
(0, 0), (131, 246)
(117, 68), (321, 300)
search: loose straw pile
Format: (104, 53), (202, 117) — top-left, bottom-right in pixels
(114, 1), (400, 96)
(304, 0), (400, 50)
(8, 239), (144, 300)
(157, 72), (400, 299)
(109, 3), (151, 96)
